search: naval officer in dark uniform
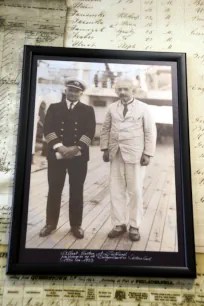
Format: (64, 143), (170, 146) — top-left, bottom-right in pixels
(39, 78), (96, 239)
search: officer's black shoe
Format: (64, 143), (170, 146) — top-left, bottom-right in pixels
(71, 227), (84, 239)
(39, 225), (56, 237)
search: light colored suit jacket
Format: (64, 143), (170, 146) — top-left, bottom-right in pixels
(100, 99), (157, 163)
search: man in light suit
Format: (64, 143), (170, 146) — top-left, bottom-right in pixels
(100, 78), (157, 241)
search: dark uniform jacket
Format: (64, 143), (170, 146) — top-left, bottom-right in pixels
(44, 97), (96, 162)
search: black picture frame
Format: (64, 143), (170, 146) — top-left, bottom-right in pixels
(6, 45), (196, 278)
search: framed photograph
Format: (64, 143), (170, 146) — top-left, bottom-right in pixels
(7, 45), (196, 278)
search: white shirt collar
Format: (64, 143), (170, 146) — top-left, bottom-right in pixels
(66, 99), (79, 109)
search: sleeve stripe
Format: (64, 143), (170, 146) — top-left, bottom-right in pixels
(45, 134), (57, 142)
(80, 135), (91, 146)
(45, 132), (58, 144)
(45, 136), (57, 143)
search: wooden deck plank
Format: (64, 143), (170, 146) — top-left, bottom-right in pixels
(115, 232), (132, 251)
(143, 170), (162, 211)
(28, 162), (107, 213)
(130, 189), (162, 251)
(145, 170), (173, 251)
(26, 144), (177, 252)
(33, 176), (110, 249)
(28, 178), (68, 212)
(27, 158), (108, 221)
(26, 184), (109, 247)
(27, 184), (70, 229)
(26, 207), (69, 245)
(88, 165), (167, 251)
(69, 202), (110, 249)
(142, 164), (159, 201)
(145, 191), (169, 251)
(147, 167), (175, 249)
(46, 194), (110, 249)
(86, 218), (112, 250)
(101, 234), (123, 250)
(146, 241), (160, 251)
(160, 192), (177, 252)
(155, 170), (168, 191)
(29, 169), (48, 189)
(116, 174), (168, 253)
(26, 202), (68, 233)
(101, 223), (129, 250)
(27, 190), (101, 245)
(28, 150), (106, 210)
(28, 175), (99, 219)
(26, 173), (109, 241)
(27, 174), (108, 227)
(143, 163), (155, 191)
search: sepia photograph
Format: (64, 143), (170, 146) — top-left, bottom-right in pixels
(26, 59), (176, 252)
(7, 46), (196, 277)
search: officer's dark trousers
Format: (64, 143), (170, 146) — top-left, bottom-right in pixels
(46, 157), (87, 229)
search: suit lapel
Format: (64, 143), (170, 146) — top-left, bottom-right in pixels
(125, 98), (137, 119)
(116, 101), (123, 120)
(59, 97), (70, 123)
(72, 101), (82, 112)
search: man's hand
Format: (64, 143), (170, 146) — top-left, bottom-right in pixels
(56, 145), (80, 159)
(103, 149), (109, 162)
(140, 153), (150, 166)
(64, 146), (80, 159)
(56, 145), (70, 157)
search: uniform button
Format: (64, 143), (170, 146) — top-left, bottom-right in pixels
(75, 122), (77, 124)
(74, 141), (76, 144)
(62, 122), (64, 124)
(61, 129), (64, 131)
(74, 135), (77, 137)
(75, 128), (77, 131)
(60, 134), (63, 137)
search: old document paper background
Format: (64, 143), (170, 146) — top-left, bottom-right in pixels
(0, 0), (204, 305)
(0, 0), (66, 243)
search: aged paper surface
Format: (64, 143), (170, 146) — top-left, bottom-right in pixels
(0, 245), (203, 304)
(0, 0), (66, 243)
(65, 0), (204, 252)
(0, 0), (204, 302)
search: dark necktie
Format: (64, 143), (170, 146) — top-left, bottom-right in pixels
(123, 103), (128, 117)
(69, 102), (74, 110)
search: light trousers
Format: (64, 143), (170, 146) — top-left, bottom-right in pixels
(109, 149), (146, 229)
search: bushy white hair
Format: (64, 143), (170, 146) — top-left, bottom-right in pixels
(115, 77), (136, 89)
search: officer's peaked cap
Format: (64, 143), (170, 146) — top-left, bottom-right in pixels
(64, 78), (86, 91)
